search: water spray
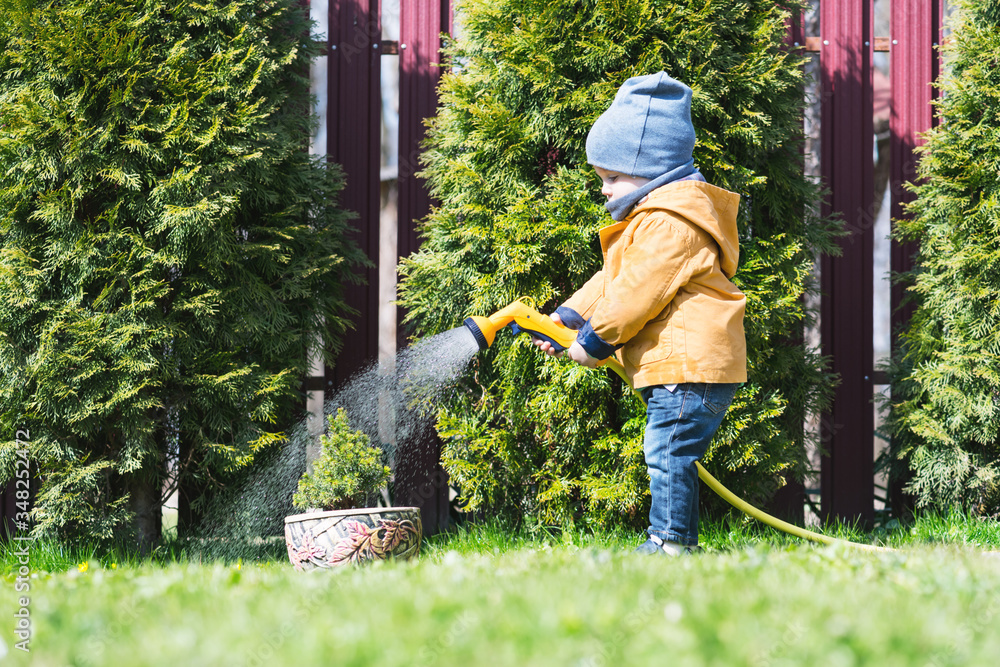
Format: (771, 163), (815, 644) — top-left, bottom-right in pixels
(464, 298), (887, 552)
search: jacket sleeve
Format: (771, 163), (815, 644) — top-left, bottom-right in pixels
(579, 213), (700, 358)
(560, 269), (605, 323)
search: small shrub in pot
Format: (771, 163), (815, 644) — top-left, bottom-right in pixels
(284, 409), (421, 569)
(292, 409), (391, 512)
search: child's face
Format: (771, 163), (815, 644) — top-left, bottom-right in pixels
(594, 166), (652, 202)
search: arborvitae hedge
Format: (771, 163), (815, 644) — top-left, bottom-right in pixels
(888, 0), (1000, 516)
(398, 0), (841, 528)
(0, 0), (365, 543)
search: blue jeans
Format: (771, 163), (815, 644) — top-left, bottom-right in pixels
(640, 383), (738, 546)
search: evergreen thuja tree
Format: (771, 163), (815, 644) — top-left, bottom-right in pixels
(0, 0), (365, 544)
(398, 0), (841, 528)
(888, 0), (1000, 516)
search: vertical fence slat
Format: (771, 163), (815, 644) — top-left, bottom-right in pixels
(819, 0), (875, 524)
(889, 1), (941, 323)
(328, 0), (381, 386)
(786, 6), (805, 49)
(397, 0), (449, 270)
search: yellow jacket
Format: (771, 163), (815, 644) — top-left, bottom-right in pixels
(561, 180), (747, 388)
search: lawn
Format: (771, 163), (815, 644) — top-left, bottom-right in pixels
(2, 514), (999, 666)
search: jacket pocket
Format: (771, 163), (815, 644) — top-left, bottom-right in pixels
(625, 303), (674, 367)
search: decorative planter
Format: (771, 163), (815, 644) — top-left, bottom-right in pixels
(284, 506), (422, 570)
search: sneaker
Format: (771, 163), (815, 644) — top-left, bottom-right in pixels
(633, 538), (668, 556)
(633, 535), (690, 557)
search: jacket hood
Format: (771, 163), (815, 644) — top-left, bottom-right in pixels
(629, 180), (741, 278)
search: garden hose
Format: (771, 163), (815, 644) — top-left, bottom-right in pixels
(602, 357), (888, 552)
(464, 298), (889, 552)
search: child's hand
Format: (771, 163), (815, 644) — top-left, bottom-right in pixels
(532, 313), (599, 368)
(532, 313), (565, 357)
(565, 341), (599, 368)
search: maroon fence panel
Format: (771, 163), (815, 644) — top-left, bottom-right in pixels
(394, 0), (451, 535)
(819, 0), (875, 524)
(327, 0), (382, 387)
(889, 2), (943, 335)
(398, 0), (450, 271)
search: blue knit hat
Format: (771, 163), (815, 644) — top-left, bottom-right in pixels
(587, 72), (700, 220)
(587, 71), (696, 178)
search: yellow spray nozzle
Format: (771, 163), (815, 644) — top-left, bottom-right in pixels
(463, 298), (578, 352)
(463, 315), (497, 350)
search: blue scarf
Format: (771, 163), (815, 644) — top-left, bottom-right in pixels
(605, 163), (703, 222)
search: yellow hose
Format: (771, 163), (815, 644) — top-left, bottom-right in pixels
(601, 357), (889, 552)
(693, 461), (886, 552)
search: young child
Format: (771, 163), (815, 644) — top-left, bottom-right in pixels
(535, 72), (747, 555)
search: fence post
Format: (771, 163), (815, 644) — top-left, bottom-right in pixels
(327, 0), (382, 387)
(819, 0), (875, 524)
(397, 0), (451, 276)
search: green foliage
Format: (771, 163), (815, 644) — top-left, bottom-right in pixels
(888, 0), (1000, 516)
(398, 0), (841, 529)
(292, 409), (390, 511)
(0, 0), (365, 541)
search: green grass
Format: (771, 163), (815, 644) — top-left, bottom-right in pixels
(2, 513), (999, 666)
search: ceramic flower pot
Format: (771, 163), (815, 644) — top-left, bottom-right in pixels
(284, 506), (422, 570)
